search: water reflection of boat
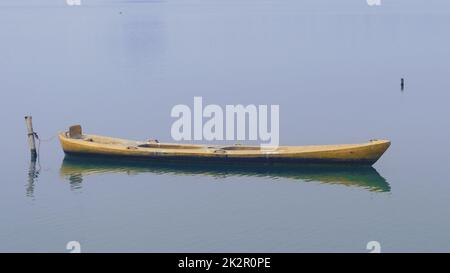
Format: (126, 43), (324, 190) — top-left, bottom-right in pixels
(60, 155), (390, 192)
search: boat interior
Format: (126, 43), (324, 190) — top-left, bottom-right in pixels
(66, 125), (263, 151)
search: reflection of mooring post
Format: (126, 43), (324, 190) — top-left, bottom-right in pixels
(27, 159), (39, 198)
(25, 116), (37, 160)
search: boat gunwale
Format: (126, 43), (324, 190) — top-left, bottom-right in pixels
(58, 132), (390, 156)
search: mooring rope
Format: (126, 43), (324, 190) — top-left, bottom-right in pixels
(32, 133), (57, 171)
(38, 134), (57, 142)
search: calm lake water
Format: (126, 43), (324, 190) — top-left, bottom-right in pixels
(1, 0), (450, 252)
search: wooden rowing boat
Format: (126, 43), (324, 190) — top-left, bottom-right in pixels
(59, 125), (390, 166)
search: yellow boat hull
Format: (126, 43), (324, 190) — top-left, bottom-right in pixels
(58, 130), (390, 166)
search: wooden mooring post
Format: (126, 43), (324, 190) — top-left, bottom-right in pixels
(24, 116), (37, 160)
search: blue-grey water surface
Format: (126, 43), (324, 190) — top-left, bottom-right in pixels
(1, 0), (450, 252)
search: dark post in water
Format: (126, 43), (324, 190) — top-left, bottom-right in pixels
(25, 116), (37, 160)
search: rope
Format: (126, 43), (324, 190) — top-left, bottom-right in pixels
(38, 134), (57, 142)
(31, 132), (57, 171)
